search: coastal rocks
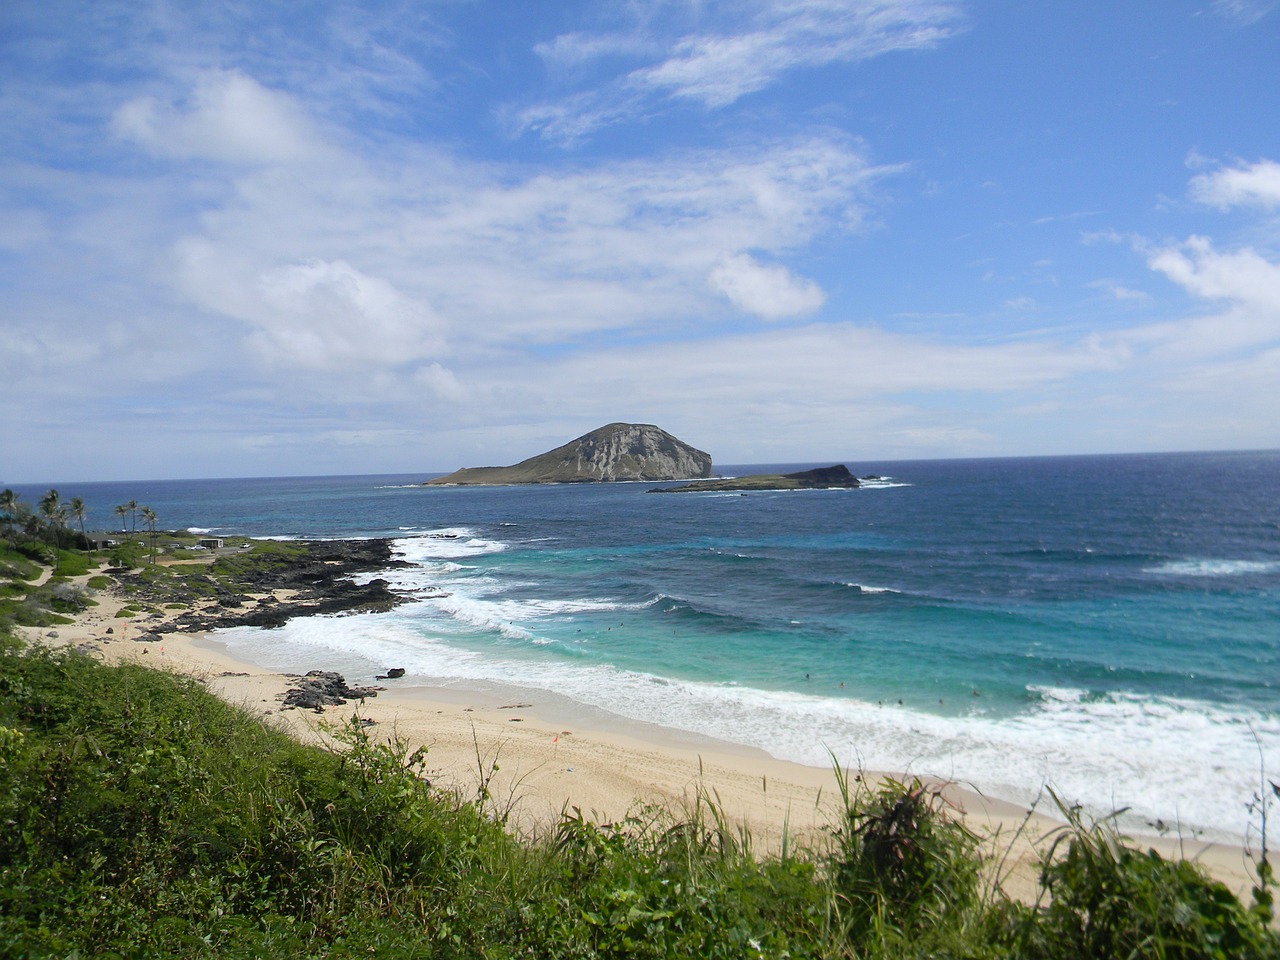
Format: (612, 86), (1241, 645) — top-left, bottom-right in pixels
(185, 579), (404, 630)
(116, 540), (416, 635)
(376, 667), (406, 680)
(280, 671), (381, 711)
(426, 423), (713, 485)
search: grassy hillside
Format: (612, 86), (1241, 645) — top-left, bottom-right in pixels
(1, 627), (1276, 958)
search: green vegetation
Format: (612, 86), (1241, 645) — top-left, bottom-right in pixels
(0, 631), (1275, 959)
(0, 542), (96, 630)
(212, 539), (309, 578)
(0, 545), (43, 582)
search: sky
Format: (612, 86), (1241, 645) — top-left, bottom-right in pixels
(2, 0), (1279, 483)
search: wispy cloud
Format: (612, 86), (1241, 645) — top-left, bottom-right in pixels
(1088, 279), (1152, 303)
(516, 0), (965, 143)
(1212, 0), (1277, 25)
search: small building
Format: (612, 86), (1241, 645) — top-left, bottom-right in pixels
(197, 538), (225, 550)
(85, 531), (118, 550)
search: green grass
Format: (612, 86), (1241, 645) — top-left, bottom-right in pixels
(211, 539), (309, 582)
(0, 546), (43, 582)
(50, 548), (95, 578)
(0, 631), (1275, 959)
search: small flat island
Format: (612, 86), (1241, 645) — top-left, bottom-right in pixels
(651, 464), (862, 493)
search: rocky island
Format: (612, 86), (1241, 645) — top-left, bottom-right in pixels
(426, 423), (712, 485)
(651, 464), (862, 493)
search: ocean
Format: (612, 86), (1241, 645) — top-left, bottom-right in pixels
(14, 450), (1280, 844)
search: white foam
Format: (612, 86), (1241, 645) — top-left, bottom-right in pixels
(859, 478), (912, 489)
(431, 593), (536, 640)
(1027, 684), (1088, 703)
(845, 582), (900, 594)
(394, 531), (508, 562)
(1147, 559), (1280, 577)
(212, 608), (1279, 846)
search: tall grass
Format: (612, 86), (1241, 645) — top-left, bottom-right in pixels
(1, 631), (1275, 958)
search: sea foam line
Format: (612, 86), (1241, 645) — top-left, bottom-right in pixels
(213, 610), (1278, 846)
(1147, 559), (1280, 577)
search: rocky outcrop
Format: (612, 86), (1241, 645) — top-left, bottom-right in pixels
(122, 540), (415, 639)
(280, 671), (381, 711)
(426, 423), (712, 485)
(651, 465), (862, 493)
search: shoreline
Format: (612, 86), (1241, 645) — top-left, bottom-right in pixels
(20, 559), (1265, 903)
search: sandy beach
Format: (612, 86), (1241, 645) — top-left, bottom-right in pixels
(22, 561), (1264, 904)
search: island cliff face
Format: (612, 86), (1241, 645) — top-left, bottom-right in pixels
(426, 423), (713, 485)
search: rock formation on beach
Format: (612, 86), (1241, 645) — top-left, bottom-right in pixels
(651, 464), (862, 493)
(426, 423), (712, 485)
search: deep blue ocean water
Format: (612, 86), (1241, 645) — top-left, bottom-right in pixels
(14, 450), (1279, 842)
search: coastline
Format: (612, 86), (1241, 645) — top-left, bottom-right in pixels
(21, 559), (1264, 903)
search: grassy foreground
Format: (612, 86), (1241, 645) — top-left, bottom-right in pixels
(1, 632), (1277, 958)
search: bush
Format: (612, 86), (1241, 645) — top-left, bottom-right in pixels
(0, 546), (41, 582)
(1004, 799), (1279, 960)
(108, 545), (144, 569)
(827, 772), (985, 953)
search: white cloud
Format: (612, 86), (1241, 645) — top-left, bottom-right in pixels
(112, 70), (325, 165)
(166, 131), (887, 355)
(176, 243), (445, 372)
(533, 322), (1131, 414)
(708, 254), (826, 319)
(518, 0), (964, 141)
(1088, 279), (1151, 302)
(1212, 0), (1277, 25)
(634, 1), (964, 107)
(1147, 236), (1280, 311)
(1188, 158), (1280, 211)
(255, 259), (444, 369)
(414, 362), (467, 403)
(534, 31), (657, 66)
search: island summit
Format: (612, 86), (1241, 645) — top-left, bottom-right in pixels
(426, 423), (712, 485)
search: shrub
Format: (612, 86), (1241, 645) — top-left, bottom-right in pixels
(1003, 797), (1279, 960)
(825, 771), (985, 955)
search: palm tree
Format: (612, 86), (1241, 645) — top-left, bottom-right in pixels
(38, 489), (62, 570)
(126, 499), (139, 535)
(38, 489), (61, 544)
(141, 506), (158, 564)
(114, 503), (129, 533)
(0, 488), (18, 545)
(69, 496), (90, 559)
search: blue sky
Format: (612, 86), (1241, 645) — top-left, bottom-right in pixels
(2, 0), (1278, 482)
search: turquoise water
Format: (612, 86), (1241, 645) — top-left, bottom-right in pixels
(16, 450), (1279, 841)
